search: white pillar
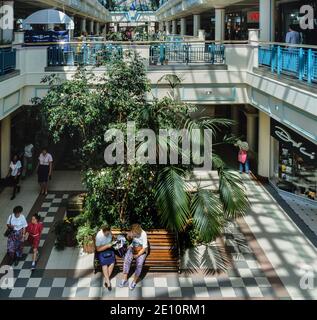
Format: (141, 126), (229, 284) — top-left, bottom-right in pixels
(0, 1), (14, 42)
(172, 20), (177, 35)
(215, 7), (225, 41)
(180, 18), (186, 36)
(249, 29), (260, 69)
(95, 22), (100, 35)
(1, 115), (11, 179)
(89, 20), (95, 34)
(165, 21), (170, 35)
(259, 0), (275, 42)
(69, 16), (75, 39)
(258, 111), (271, 177)
(231, 105), (240, 136)
(81, 18), (87, 33)
(159, 21), (164, 32)
(193, 14), (201, 37)
(244, 112), (258, 151)
(113, 24), (118, 32)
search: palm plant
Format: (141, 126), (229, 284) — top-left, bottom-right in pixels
(150, 73), (250, 244)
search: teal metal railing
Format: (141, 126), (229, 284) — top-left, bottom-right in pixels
(259, 45), (317, 84)
(47, 43), (123, 67)
(0, 47), (16, 76)
(149, 43), (225, 65)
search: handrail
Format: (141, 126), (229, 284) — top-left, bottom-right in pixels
(20, 40), (249, 46)
(258, 41), (317, 50)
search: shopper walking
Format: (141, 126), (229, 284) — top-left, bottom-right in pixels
(25, 213), (43, 270)
(235, 140), (250, 174)
(37, 148), (53, 196)
(119, 224), (148, 290)
(22, 141), (34, 178)
(95, 225), (115, 291)
(6, 206), (27, 266)
(7, 154), (22, 200)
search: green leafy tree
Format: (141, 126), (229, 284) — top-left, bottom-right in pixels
(34, 51), (249, 247)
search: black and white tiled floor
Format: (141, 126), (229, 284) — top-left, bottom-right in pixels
(0, 192), (288, 300)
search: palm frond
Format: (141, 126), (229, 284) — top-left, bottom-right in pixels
(218, 169), (250, 219)
(191, 188), (224, 242)
(155, 167), (191, 231)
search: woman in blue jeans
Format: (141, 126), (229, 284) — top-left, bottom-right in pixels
(119, 224), (148, 290)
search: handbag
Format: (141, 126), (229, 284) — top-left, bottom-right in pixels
(4, 215), (13, 237)
(102, 250), (113, 258)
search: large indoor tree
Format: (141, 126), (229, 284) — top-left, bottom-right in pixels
(34, 51), (249, 247)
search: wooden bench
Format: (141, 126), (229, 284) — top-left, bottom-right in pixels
(97, 229), (180, 273)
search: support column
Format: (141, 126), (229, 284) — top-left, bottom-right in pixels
(1, 115), (11, 179)
(95, 22), (100, 35)
(69, 16), (75, 39)
(180, 18), (186, 36)
(193, 14), (201, 37)
(81, 18), (87, 33)
(215, 7), (225, 41)
(244, 111), (258, 151)
(258, 111), (271, 178)
(231, 105), (240, 136)
(89, 20), (95, 35)
(259, 0), (275, 42)
(165, 21), (170, 35)
(172, 20), (177, 35)
(159, 21), (164, 32)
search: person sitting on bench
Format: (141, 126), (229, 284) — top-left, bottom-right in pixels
(119, 224), (148, 290)
(95, 225), (115, 291)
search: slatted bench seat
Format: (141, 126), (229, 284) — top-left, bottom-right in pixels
(96, 229), (180, 273)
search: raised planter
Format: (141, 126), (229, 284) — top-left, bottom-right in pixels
(67, 193), (86, 218)
(82, 239), (96, 254)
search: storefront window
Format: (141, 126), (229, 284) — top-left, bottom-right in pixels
(270, 119), (317, 201)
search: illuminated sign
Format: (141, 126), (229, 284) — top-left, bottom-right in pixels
(247, 11), (260, 23)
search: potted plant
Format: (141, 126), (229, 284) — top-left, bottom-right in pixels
(76, 224), (96, 254)
(53, 218), (77, 250)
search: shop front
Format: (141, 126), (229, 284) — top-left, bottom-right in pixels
(270, 118), (317, 202)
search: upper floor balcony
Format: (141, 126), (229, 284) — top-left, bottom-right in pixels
(258, 43), (317, 88)
(156, 0), (243, 20)
(0, 46), (17, 80)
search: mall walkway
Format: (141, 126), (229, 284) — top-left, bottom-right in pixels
(0, 170), (316, 299)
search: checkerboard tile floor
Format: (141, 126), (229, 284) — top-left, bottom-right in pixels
(0, 192), (288, 300)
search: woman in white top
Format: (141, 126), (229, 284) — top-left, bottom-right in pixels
(37, 148), (53, 196)
(120, 224), (148, 290)
(95, 225), (115, 291)
(7, 154), (22, 200)
(6, 206), (27, 266)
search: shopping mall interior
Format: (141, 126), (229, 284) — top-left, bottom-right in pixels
(0, 0), (316, 301)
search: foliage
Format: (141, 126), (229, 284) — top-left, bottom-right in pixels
(35, 50), (250, 249)
(76, 223), (97, 247)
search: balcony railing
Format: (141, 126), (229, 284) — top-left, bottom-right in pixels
(259, 45), (317, 84)
(149, 43), (225, 65)
(0, 46), (16, 76)
(47, 43), (123, 67)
